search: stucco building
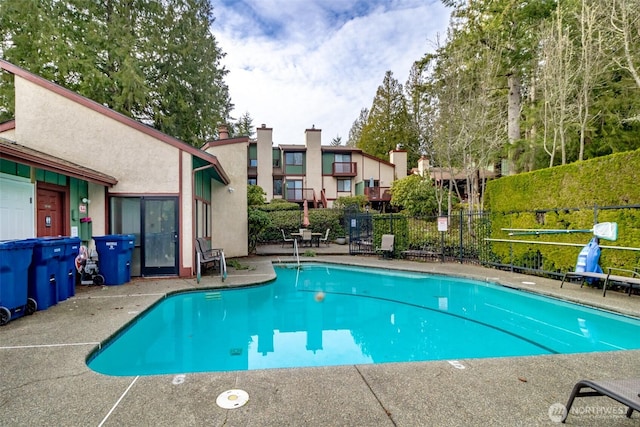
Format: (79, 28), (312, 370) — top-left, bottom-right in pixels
(0, 60), (248, 278)
(0, 60), (410, 281)
(245, 124), (408, 209)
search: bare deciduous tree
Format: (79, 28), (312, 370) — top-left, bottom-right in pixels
(608, 0), (640, 89)
(576, 0), (606, 161)
(538, 4), (577, 166)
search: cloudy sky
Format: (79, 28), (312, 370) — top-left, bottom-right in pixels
(210, 0), (451, 145)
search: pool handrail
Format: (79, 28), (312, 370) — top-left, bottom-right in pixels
(294, 238), (300, 267)
(220, 250), (227, 282)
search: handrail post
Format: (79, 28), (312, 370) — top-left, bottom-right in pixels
(197, 251), (201, 284)
(459, 210), (464, 263)
(220, 251), (227, 282)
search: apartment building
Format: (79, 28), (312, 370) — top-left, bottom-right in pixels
(249, 124), (408, 209)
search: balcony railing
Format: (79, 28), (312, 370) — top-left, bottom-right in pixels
(364, 186), (391, 201)
(285, 187), (316, 203)
(332, 162), (357, 176)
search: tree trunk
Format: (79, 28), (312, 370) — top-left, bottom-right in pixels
(507, 73), (522, 175)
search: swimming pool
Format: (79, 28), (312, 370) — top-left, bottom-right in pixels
(87, 263), (640, 376)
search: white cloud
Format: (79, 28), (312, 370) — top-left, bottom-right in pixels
(212, 0), (451, 144)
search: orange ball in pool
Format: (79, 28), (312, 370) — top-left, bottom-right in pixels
(314, 291), (325, 302)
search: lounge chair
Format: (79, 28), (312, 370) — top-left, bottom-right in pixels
(402, 242), (440, 261)
(562, 378), (640, 422)
(376, 234), (394, 259)
(319, 228), (330, 246)
(560, 267), (640, 297)
(281, 229), (294, 247)
(195, 238), (222, 273)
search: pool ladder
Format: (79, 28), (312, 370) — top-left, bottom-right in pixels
(195, 249), (228, 283)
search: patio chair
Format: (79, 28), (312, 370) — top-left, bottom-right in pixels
(562, 378), (640, 422)
(281, 229), (294, 247)
(301, 229), (313, 247)
(376, 234), (394, 259)
(195, 238), (222, 273)
(319, 228), (330, 246)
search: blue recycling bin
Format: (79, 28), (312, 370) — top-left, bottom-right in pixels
(93, 235), (134, 285)
(58, 237), (81, 301)
(28, 238), (64, 311)
(0, 239), (37, 325)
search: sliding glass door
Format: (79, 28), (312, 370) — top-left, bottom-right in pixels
(110, 196), (178, 276)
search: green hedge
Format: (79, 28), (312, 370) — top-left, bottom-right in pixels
(486, 149), (640, 212)
(486, 149), (640, 272)
(260, 208), (346, 243)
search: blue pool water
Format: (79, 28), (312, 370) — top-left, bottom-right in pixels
(87, 263), (640, 376)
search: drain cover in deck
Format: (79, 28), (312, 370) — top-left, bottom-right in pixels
(216, 389), (249, 409)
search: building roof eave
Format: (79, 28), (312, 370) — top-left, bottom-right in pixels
(0, 137), (118, 186)
(0, 60), (232, 186)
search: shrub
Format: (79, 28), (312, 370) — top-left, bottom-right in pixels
(334, 195), (368, 210)
(259, 208), (346, 243)
(257, 199), (300, 212)
(247, 208), (270, 254)
(247, 185), (266, 206)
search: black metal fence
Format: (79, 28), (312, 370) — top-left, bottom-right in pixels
(345, 205), (640, 279)
(347, 210), (490, 264)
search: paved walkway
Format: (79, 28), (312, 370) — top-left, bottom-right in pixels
(1, 252), (639, 426)
(256, 241), (351, 256)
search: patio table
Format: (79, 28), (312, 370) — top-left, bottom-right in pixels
(290, 231), (323, 247)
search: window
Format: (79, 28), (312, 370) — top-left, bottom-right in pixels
(334, 153), (352, 173)
(286, 179), (303, 200)
(195, 199), (211, 238)
(335, 153), (351, 163)
(273, 178), (282, 196)
(248, 178), (257, 185)
(285, 152), (303, 166)
(337, 179), (351, 192)
(248, 144), (258, 167)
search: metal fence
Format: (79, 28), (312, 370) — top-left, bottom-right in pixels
(347, 210), (489, 264)
(345, 205), (640, 279)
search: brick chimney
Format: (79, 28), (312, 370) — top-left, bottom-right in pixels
(218, 125), (229, 140)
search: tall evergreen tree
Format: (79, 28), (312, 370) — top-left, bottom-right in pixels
(0, 0), (232, 146)
(147, 0), (231, 145)
(330, 135), (343, 146)
(358, 71), (414, 162)
(233, 111), (255, 138)
(346, 108), (368, 147)
(405, 61), (431, 161)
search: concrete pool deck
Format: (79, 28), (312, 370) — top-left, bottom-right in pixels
(1, 254), (639, 426)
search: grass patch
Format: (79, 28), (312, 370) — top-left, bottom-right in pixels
(227, 259), (253, 270)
